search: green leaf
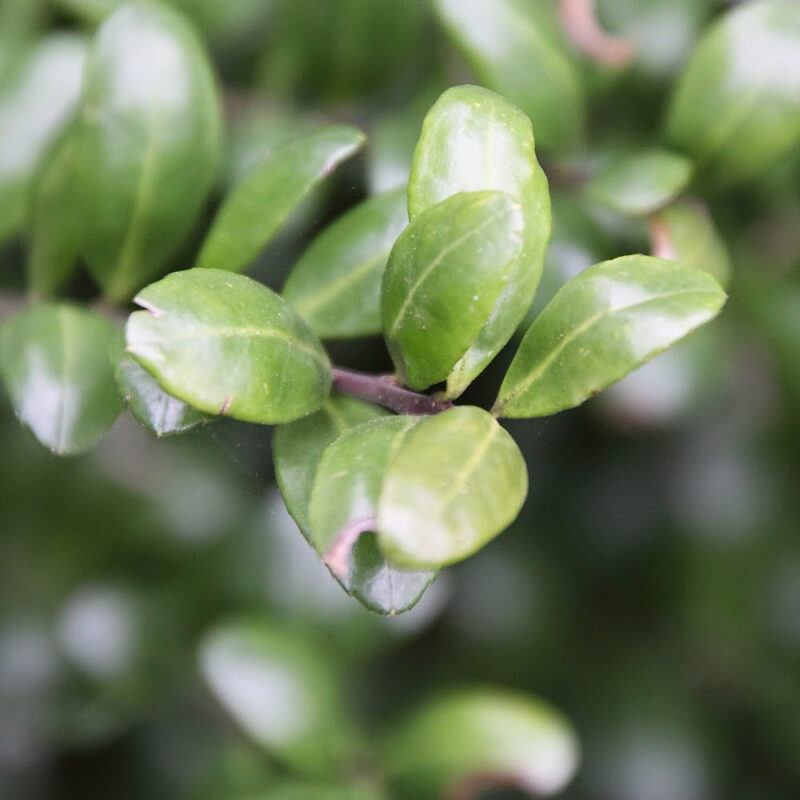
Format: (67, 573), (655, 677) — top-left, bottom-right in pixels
(308, 416), (436, 615)
(197, 126), (365, 273)
(199, 620), (359, 775)
(0, 34), (87, 246)
(376, 406), (527, 569)
(0, 304), (123, 455)
(273, 395), (388, 540)
(125, 269), (331, 424)
(115, 353), (210, 438)
(407, 85), (551, 398)
(386, 689), (580, 799)
(257, 782), (383, 800)
(73, 1), (223, 301)
(585, 150), (694, 216)
(433, 0), (584, 153)
(652, 201), (731, 289)
(382, 190), (524, 390)
(666, 0), (800, 184)
(283, 187), (408, 339)
(494, 255), (727, 418)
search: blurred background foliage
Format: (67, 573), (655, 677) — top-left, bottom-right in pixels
(1, 0), (800, 798)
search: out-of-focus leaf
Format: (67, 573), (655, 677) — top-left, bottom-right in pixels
(115, 353), (210, 438)
(125, 269), (331, 424)
(0, 34), (87, 246)
(386, 689), (580, 799)
(666, 0), (800, 185)
(308, 416), (436, 615)
(74, 1), (223, 301)
(585, 150), (693, 216)
(494, 255), (727, 418)
(407, 85), (551, 398)
(273, 396), (388, 540)
(433, 0), (583, 153)
(376, 406), (527, 569)
(199, 620), (358, 775)
(197, 126), (365, 273)
(283, 187), (408, 339)
(0, 304), (123, 454)
(54, 0), (122, 26)
(652, 201), (730, 288)
(382, 191), (524, 391)
(255, 782), (383, 800)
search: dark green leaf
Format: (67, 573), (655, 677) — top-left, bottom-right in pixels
(666, 0), (800, 184)
(125, 269), (331, 424)
(585, 150), (693, 216)
(308, 416), (435, 615)
(74, 1), (223, 301)
(382, 191), (524, 390)
(197, 126), (365, 273)
(376, 406), (527, 569)
(494, 255), (727, 418)
(283, 187), (408, 339)
(0, 304), (123, 454)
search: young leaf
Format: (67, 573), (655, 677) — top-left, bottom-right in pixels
(666, 0), (800, 184)
(273, 395), (388, 540)
(283, 186), (408, 339)
(0, 304), (123, 455)
(73, 1), (223, 301)
(115, 353), (210, 438)
(407, 85), (552, 398)
(125, 269), (331, 425)
(199, 620), (359, 775)
(197, 126), (366, 273)
(382, 190), (524, 390)
(494, 255), (727, 418)
(308, 416), (436, 615)
(376, 406), (527, 569)
(433, 0), (584, 153)
(386, 689), (579, 799)
(585, 150), (694, 216)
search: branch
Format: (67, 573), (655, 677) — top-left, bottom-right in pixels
(649, 216), (678, 261)
(560, 0), (635, 67)
(332, 367), (453, 416)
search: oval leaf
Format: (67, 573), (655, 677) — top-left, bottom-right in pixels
(433, 0), (584, 153)
(376, 406), (527, 569)
(382, 190), (524, 390)
(408, 85), (552, 398)
(666, 0), (800, 184)
(386, 689), (579, 799)
(308, 416), (436, 615)
(0, 304), (123, 454)
(197, 125), (366, 273)
(125, 269), (331, 424)
(283, 186), (408, 339)
(494, 255), (727, 418)
(585, 149), (694, 216)
(74, 1), (223, 301)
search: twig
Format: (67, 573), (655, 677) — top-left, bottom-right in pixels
(560, 0), (635, 67)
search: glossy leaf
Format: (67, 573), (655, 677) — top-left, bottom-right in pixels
(376, 406), (527, 569)
(433, 0), (583, 153)
(125, 269), (331, 424)
(283, 187), (408, 339)
(197, 126), (365, 273)
(273, 395), (388, 540)
(382, 191), (524, 390)
(308, 416), (435, 615)
(0, 34), (87, 245)
(407, 85), (552, 398)
(494, 255), (727, 418)
(387, 689), (579, 799)
(585, 150), (693, 216)
(115, 353), (210, 437)
(0, 304), (123, 454)
(199, 620), (358, 775)
(666, 0), (800, 184)
(73, 1), (223, 301)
